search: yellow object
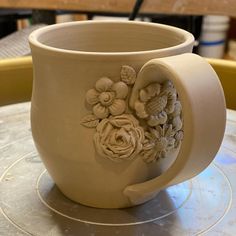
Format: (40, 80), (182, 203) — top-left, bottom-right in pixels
(208, 58), (236, 110)
(0, 56), (235, 109)
(0, 56), (32, 106)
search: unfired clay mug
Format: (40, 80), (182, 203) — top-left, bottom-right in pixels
(29, 21), (226, 209)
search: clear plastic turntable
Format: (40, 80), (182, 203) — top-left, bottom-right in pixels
(0, 103), (236, 235)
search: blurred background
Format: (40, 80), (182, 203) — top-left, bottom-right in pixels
(0, 0), (236, 60)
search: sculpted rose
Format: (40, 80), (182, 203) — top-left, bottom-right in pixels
(94, 114), (144, 162)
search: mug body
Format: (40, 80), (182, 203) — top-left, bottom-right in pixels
(29, 21), (194, 208)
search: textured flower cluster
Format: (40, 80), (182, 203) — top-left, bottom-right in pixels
(81, 65), (183, 163)
(134, 81), (183, 162)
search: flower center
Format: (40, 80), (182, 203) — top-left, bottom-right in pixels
(116, 135), (126, 145)
(156, 137), (168, 151)
(146, 95), (167, 115)
(99, 92), (115, 106)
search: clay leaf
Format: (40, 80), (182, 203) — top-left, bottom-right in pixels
(81, 114), (100, 128)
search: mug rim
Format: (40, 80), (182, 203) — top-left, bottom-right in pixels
(29, 20), (194, 56)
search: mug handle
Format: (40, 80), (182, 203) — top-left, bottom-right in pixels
(124, 53), (226, 205)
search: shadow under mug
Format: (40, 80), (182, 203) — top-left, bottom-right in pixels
(29, 21), (226, 208)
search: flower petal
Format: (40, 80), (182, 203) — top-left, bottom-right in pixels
(161, 85), (176, 97)
(95, 77), (113, 92)
(162, 80), (174, 90)
(147, 112), (167, 126)
(172, 116), (183, 131)
(109, 99), (126, 116)
(155, 125), (163, 136)
(93, 103), (109, 119)
(149, 127), (160, 139)
(174, 130), (184, 148)
(147, 111), (167, 127)
(160, 111), (168, 123)
(141, 149), (157, 163)
(146, 95), (167, 115)
(112, 81), (128, 99)
(139, 89), (150, 102)
(159, 151), (167, 159)
(167, 138), (175, 150)
(156, 137), (168, 151)
(147, 116), (160, 127)
(171, 101), (182, 117)
(165, 93), (177, 114)
(85, 89), (99, 105)
(164, 124), (175, 137)
(175, 130), (184, 141)
(145, 83), (161, 98)
(144, 131), (154, 141)
(110, 114), (138, 128)
(134, 101), (148, 118)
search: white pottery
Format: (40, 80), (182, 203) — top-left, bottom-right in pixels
(29, 21), (226, 208)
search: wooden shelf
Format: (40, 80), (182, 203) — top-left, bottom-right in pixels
(0, 0), (235, 17)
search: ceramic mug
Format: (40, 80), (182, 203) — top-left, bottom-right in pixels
(29, 21), (226, 208)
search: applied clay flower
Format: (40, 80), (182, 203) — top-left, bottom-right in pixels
(169, 101), (183, 132)
(134, 80), (177, 126)
(94, 114), (144, 162)
(120, 65), (137, 85)
(86, 77), (129, 119)
(141, 124), (176, 163)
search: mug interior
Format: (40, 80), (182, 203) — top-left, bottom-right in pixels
(31, 21), (193, 54)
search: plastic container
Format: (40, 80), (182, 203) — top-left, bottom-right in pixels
(198, 16), (230, 58)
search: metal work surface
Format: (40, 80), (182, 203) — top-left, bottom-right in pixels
(0, 102), (236, 235)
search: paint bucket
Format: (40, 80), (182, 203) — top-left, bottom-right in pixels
(198, 16), (230, 58)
